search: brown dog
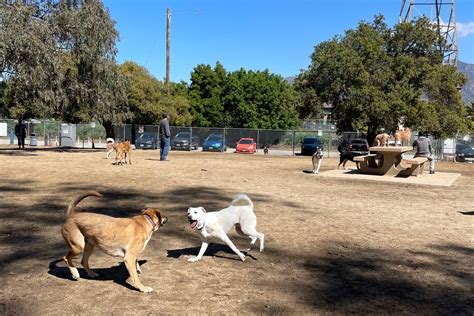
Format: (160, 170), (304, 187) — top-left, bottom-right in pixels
(394, 127), (411, 146)
(61, 191), (167, 293)
(373, 133), (389, 147)
(115, 140), (132, 165)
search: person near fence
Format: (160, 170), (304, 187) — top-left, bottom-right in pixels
(14, 119), (27, 149)
(412, 132), (435, 174)
(159, 112), (171, 161)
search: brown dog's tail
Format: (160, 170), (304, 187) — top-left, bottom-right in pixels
(67, 191), (103, 217)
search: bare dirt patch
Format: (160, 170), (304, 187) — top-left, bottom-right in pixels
(0, 148), (473, 315)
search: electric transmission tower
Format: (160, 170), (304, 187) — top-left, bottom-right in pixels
(399, 0), (458, 66)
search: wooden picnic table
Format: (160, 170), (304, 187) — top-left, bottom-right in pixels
(354, 146), (426, 177)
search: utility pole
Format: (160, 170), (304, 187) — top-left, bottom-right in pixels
(399, 0), (458, 66)
(166, 8), (171, 88)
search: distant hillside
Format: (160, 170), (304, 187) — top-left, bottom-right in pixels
(458, 61), (474, 106)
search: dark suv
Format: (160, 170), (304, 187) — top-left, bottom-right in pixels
(347, 138), (370, 157)
(455, 143), (474, 162)
(301, 137), (323, 156)
(171, 132), (199, 150)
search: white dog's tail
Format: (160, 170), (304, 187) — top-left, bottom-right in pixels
(230, 193), (253, 210)
(106, 138), (115, 144)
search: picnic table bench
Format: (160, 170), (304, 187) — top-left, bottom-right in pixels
(356, 146), (425, 177)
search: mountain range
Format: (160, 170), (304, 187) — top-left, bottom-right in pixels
(458, 61), (474, 106)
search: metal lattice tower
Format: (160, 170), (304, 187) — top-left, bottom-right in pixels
(399, 0), (458, 66)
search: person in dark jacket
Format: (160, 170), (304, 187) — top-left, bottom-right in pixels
(159, 112), (171, 161)
(14, 119), (27, 149)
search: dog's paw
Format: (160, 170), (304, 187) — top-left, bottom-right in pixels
(139, 286), (154, 293)
(188, 256), (200, 263)
(240, 255), (246, 262)
(87, 271), (100, 278)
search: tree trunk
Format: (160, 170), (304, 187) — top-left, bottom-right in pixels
(103, 121), (115, 139)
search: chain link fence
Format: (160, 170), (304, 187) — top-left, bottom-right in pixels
(1, 118), (472, 161)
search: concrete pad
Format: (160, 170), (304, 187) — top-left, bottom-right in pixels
(317, 168), (461, 187)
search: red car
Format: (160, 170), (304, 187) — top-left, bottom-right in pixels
(235, 138), (257, 154)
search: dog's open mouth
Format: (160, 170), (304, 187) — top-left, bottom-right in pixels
(189, 219), (198, 229)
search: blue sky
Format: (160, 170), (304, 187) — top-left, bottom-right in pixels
(103, 0), (474, 83)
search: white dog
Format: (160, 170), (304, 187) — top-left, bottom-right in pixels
(187, 194), (264, 262)
(106, 138), (115, 159)
(311, 147), (323, 174)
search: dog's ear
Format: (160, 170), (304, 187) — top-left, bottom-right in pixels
(141, 208), (152, 214)
(161, 216), (168, 225)
(200, 207), (207, 213)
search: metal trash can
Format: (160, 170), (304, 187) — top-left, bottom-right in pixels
(29, 133), (37, 146)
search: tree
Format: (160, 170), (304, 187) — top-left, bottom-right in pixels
(188, 62), (227, 127)
(189, 62), (299, 129)
(0, 1), (130, 137)
(223, 69), (299, 129)
(296, 15), (470, 142)
(119, 61), (191, 126)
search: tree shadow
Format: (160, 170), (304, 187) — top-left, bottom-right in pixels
(0, 182), (275, 272)
(282, 242), (474, 314)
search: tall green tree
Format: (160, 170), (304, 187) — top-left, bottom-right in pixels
(223, 69), (299, 129)
(188, 62), (227, 127)
(189, 62), (299, 129)
(119, 61), (191, 126)
(0, 1), (130, 137)
(296, 15), (469, 141)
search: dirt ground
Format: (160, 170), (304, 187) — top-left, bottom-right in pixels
(0, 147), (472, 315)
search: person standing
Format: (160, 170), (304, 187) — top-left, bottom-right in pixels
(159, 112), (171, 161)
(14, 119), (27, 149)
(412, 132), (435, 174)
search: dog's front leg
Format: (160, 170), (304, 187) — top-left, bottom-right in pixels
(136, 260), (142, 274)
(124, 255), (152, 293)
(188, 241), (209, 262)
(221, 234), (246, 261)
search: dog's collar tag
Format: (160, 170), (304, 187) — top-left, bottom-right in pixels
(143, 214), (157, 231)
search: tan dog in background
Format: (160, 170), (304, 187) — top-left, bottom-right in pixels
(61, 191), (167, 293)
(373, 133), (389, 147)
(115, 140), (132, 165)
(394, 127), (411, 146)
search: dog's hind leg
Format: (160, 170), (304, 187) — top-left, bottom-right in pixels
(64, 247), (82, 280)
(235, 224), (257, 251)
(239, 224), (264, 252)
(81, 240), (99, 278)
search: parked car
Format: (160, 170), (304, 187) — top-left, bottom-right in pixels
(455, 143), (474, 162)
(171, 132), (199, 150)
(202, 134), (227, 152)
(235, 138), (256, 154)
(301, 136), (323, 156)
(135, 132), (158, 149)
(347, 138), (370, 157)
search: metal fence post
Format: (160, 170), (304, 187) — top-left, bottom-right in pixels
(189, 127), (192, 151)
(292, 130), (295, 156)
(256, 129), (260, 154)
(223, 127), (226, 152)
